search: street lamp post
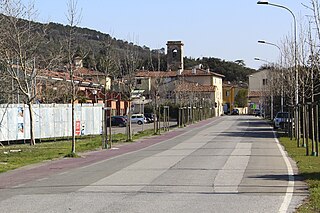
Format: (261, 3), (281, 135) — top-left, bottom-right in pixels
(258, 40), (283, 115)
(258, 40), (281, 51)
(257, 0), (299, 143)
(254, 57), (270, 64)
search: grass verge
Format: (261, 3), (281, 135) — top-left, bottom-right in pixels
(279, 136), (320, 213)
(0, 129), (157, 174)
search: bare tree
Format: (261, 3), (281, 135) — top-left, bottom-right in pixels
(0, 71), (13, 104)
(120, 41), (143, 141)
(279, 36), (297, 138)
(65, 0), (81, 154)
(0, 0), (55, 145)
(302, 0), (320, 155)
(99, 35), (117, 148)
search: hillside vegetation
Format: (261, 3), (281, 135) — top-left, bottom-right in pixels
(1, 13), (256, 82)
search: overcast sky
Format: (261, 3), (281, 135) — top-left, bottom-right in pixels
(26, 0), (309, 70)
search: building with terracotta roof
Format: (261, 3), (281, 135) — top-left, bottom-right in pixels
(132, 40), (225, 116)
(135, 67), (224, 116)
(35, 65), (111, 102)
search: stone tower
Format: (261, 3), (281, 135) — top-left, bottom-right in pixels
(166, 41), (184, 71)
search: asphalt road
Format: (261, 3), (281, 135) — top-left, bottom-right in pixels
(109, 121), (177, 135)
(0, 116), (308, 213)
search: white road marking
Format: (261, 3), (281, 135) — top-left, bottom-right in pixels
(57, 171), (69, 175)
(36, 177), (48, 182)
(273, 131), (294, 213)
(214, 143), (251, 193)
(12, 183), (26, 188)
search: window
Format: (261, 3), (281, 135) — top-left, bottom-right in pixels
(226, 91), (230, 97)
(166, 91), (173, 99)
(172, 49), (178, 58)
(263, 79), (268, 85)
(137, 79), (142, 84)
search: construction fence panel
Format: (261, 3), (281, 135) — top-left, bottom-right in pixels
(0, 104), (103, 142)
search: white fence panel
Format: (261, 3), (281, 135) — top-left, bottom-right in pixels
(23, 105), (31, 140)
(81, 106), (87, 136)
(0, 104), (103, 142)
(53, 106), (62, 138)
(94, 106), (103, 134)
(0, 107), (9, 141)
(34, 105), (41, 138)
(7, 107), (18, 141)
(65, 106), (72, 137)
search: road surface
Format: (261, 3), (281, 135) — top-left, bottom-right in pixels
(0, 116), (307, 213)
(110, 121), (177, 135)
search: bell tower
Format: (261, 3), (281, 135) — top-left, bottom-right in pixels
(166, 41), (184, 71)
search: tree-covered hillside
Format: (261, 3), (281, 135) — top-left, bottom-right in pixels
(2, 16), (256, 82)
(43, 22), (167, 73)
(184, 57), (256, 83)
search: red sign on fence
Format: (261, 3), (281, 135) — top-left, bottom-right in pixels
(75, 121), (81, 135)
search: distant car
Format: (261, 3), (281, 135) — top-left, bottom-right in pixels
(231, 109), (239, 115)
(273, 112), (290, 129)
(131, 114), (147, 125)
(254, 109), (262, 117)
(106, 116), (127, 127)
(144, 113), (155, 123)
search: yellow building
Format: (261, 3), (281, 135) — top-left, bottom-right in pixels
(223, 83), (236, 114)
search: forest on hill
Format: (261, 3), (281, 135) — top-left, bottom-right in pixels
(45, 22), (256, 82)
(0, 12), (255, 83)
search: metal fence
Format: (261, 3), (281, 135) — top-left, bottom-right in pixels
(0, 103), (103, 142)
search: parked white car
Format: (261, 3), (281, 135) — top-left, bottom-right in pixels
(273, 112), (290, 129)
(131, 114), (147, 125)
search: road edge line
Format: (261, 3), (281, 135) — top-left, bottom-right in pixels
(273, 131), (294, 213)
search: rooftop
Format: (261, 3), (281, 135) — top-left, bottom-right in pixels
(136, 69), (225, 78)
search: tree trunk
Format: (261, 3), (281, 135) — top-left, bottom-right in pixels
(311, 104), (315, 156)
(127, 100), (132, 141)
(27, 103), (36, 146)
(71, 98), (75, 153)
(316, 105), (319, 156)
(306, 105), (309, 156)
(104, 106), (108, 148)
(153, 104), (157, 133)
(71, 68), (76, 154)
(302, 90), (306, 147)
(311, 72), (316, 156)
